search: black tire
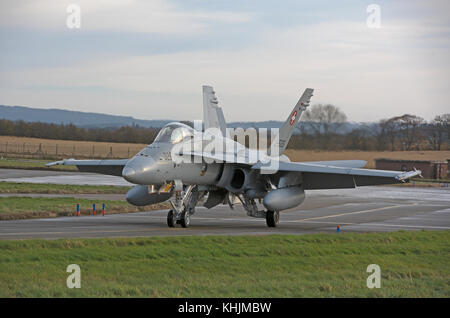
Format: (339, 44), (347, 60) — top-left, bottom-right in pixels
(266, 210), (279, 227)
(167, 210), (176, 227)
(180, 210), (191, 228)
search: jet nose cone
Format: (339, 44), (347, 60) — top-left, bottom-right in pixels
(122, 167), (136, 182)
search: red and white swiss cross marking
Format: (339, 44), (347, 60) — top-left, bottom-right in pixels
(290, 111), (298, 125)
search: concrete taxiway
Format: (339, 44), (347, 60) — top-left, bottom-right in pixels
(0, 181), (449, 239)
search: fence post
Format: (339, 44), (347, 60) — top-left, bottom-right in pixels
(109, 146), (113, 158)
(38, 143), (42, 158)
(5, 142), (7, 156)
(23, 143), (25, 158)
(56, 144), (58, 159)
(72, 146), (75, 157)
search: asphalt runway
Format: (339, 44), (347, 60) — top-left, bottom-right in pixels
(0, 168), (449, 239)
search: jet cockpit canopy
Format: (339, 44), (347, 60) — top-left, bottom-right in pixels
(154, 122), (194, 144)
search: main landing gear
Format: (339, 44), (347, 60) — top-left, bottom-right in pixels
(237, 195), (280, 227)
(265, 210), (279, 227)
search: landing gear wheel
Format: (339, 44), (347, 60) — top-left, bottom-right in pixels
(167, 210), (176, 228)
(180, 210), (191, 228)
(266, 210), (279, 227)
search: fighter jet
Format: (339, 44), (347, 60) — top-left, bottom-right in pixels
(47, 86), (422, 228)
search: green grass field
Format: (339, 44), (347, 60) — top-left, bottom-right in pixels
(0, 181), (130, 194)
(0, 197), (164, 220)
(0, 231), (448, 297)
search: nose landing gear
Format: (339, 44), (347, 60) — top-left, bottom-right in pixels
(167, 209), (192, 228)
(179, 209), (191, 228)
(167, 210), (176, 227)
(167, 182), (199, 228)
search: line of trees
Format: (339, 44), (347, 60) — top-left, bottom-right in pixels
(289, 104), (449, 151)
(0, 105), (449, 151)
(0, 119), (159, 144)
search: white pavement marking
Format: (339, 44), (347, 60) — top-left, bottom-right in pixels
(284, 203), (418, 223)
(433, 208), (450, 213)
(285, 219), (450, 229)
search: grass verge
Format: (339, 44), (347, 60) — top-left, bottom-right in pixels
(0, 197), (168, 220)
(0, 181), (130, 194)
(0, 231), (448, 297)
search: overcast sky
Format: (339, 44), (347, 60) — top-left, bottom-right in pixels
(0, 0), (449, 123)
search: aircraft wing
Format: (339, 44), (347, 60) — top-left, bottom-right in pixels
(178, 145), (369, 168)
(46, 159), (128, 176)
(252, 160), (422, 189)
(299, 160), (367, 168)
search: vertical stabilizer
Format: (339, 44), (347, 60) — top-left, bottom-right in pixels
(203, 85), (227, 136)
(272, 88), (314, 155)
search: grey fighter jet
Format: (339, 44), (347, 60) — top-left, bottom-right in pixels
(47, 86), (422, 228)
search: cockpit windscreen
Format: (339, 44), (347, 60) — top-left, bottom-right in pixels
(154, 124), (193, 144)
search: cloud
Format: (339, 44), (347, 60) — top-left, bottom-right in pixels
(0, 0), (253, 34)
(0, 1), (449, 122)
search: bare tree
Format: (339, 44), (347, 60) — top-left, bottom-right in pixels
(301, 104), (347, 150)
(394, 114), (425, 150)
(346, 124), (371, 150)
(438, 113), (450, 142)
(378, 118), (397, 151)
(427, 114), (450, 150)
(303, 104), (347, 135)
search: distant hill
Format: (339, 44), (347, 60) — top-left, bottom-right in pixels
(0, 104), (363, 133)
(0, 105), (172, 128)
